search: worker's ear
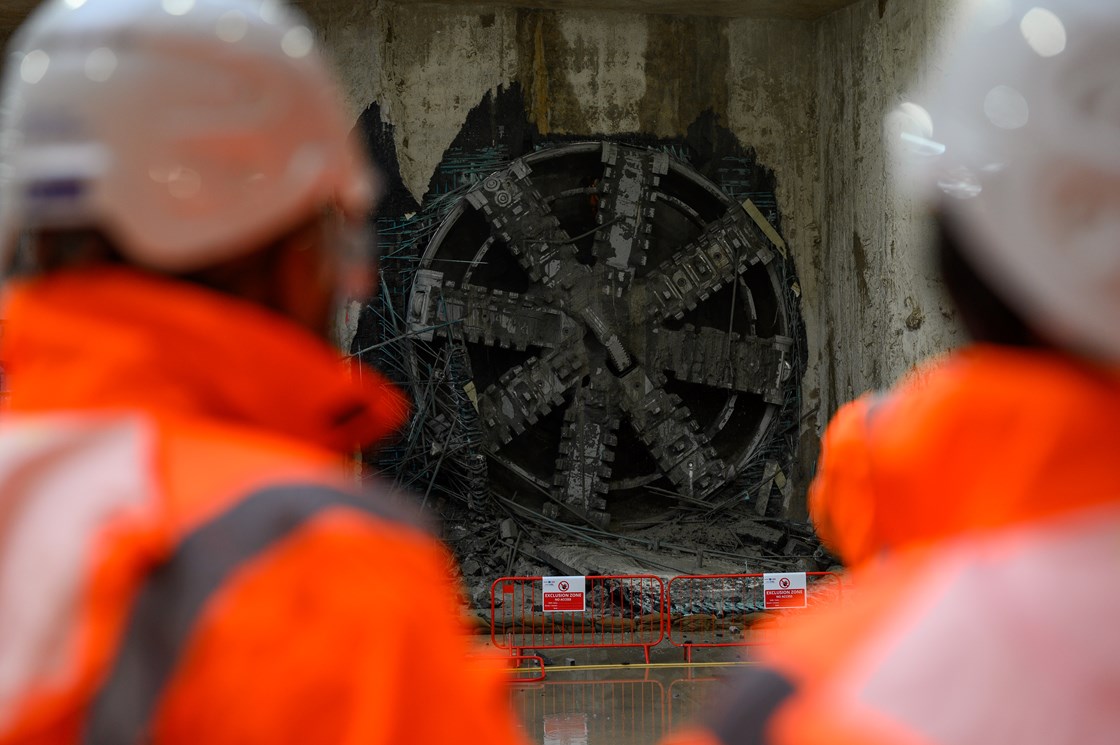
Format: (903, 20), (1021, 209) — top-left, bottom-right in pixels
(274, 219), (339, 341)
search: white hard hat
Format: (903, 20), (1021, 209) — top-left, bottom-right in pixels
(0, 0), (377, 273)
(888, 0), (1120, 361)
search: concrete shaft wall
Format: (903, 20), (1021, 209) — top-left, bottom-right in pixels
(307, 0), (964, 503)
(812, 0), (962, 418)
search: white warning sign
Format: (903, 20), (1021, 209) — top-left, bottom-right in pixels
(763, 572), (807, 609)
(542, 576), (586, 612)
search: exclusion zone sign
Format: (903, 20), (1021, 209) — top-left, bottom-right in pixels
(543, 576), (586, 612)
(763, 572), (807, 609)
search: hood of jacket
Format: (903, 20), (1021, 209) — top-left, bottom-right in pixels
(0, 267), (409, 455)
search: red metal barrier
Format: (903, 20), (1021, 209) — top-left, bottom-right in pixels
(507, 654), (547, 682)
(509, 678), (667, 743)
(491, 575), (665, 663)
(667, 572), (844, 662)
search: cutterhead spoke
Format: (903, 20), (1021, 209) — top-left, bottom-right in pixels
(477, 346), (586, 449)
(465, 161), (590, 292)
(617, 366), (728, 498)
(548, 370), (620, 529)
(407, 270), (579, 350)
(593, 144), (669, 272)
(639, 325), (793, 404)
(639, 207), (775, 322)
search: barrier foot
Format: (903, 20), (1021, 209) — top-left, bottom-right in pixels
(643, 645), (651, 665)
(684, 645), (693, 664)
(507, 655), (546, 683)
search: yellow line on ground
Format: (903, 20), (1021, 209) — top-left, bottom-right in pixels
(516, 661), (758, 673)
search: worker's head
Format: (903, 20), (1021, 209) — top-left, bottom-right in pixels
(0, 0), (378, 339)
(888, 0), (1120, 360)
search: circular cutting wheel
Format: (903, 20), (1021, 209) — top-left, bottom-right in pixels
(407, 142), (794, 527)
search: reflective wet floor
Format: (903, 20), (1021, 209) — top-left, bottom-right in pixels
(508, 652), (748, 745)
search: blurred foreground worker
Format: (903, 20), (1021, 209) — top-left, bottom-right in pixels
(664, 0), (1120, 743)
(0, 2), (526, 745)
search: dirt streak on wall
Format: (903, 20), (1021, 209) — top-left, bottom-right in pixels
(512, 11), (734, 139)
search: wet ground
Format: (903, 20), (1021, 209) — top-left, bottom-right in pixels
(506, 644), (753, 745)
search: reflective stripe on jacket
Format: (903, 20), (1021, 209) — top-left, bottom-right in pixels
(0, 268), (526, 745)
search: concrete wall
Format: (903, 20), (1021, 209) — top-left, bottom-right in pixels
(307, 0), (964, 492)
(811, 0), (963, 420)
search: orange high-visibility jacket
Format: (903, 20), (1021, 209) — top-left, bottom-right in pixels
(0, 268), (527, 745)
(663, 345), (1120, 745)
(809, 345), (1120, 566)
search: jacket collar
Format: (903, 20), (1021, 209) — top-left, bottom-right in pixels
(0, 268), (409, 454)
